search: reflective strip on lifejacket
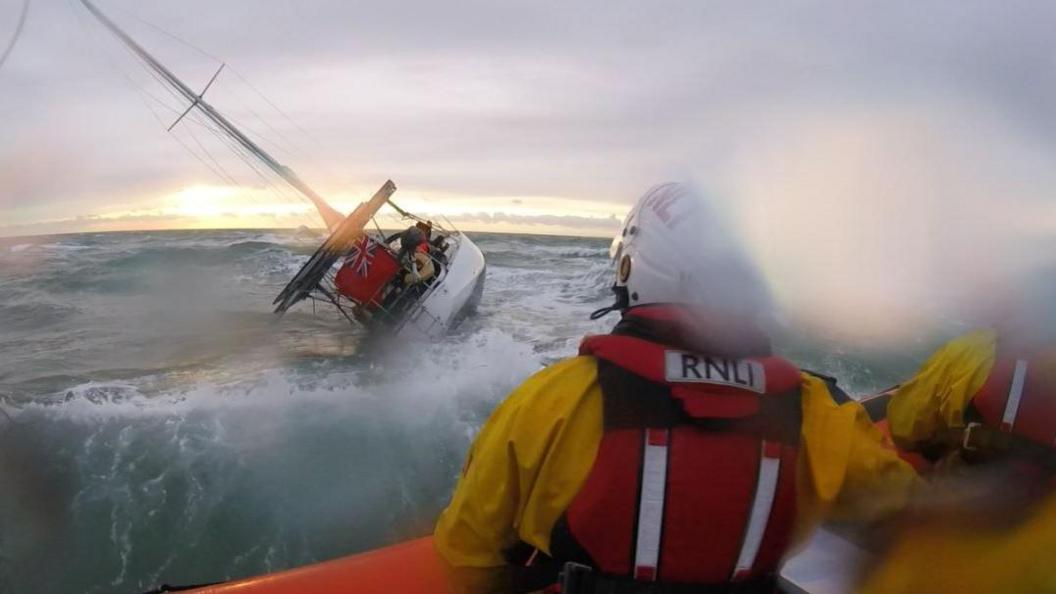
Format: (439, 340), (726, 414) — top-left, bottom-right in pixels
(731, 441), (781, 581)
(1001, 360), (1029, 431)
(633, 429), (669, 581)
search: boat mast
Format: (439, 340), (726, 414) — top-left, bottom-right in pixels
(79, 0), (346, 231)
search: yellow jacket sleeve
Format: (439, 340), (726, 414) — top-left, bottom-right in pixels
(857, 492), (1056, 594)
(795, 373), (919, 539)
(886, 330), (997, 451)
(434, 356), (603, 591)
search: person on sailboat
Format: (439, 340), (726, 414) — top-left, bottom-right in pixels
(855, 276), (1056, 594)
(394, 226), (435, 286)
(434, 182), (918, 594)
(417, 220), (434, 244)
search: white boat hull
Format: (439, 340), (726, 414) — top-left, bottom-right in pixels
(395, 232), (486, 339)
(779, 527), (871, 594)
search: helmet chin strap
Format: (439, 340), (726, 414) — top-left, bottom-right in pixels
(590, 285), (630, 320)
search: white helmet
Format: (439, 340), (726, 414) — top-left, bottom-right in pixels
(597, 182), (771, 321)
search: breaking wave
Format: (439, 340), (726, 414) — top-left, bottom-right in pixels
(0, 229), (928, 593)
(0, 230), (617, 593)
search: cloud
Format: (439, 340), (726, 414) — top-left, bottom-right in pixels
(0, 213), (195, 237)
(439, 211), (620, 233)
(0, 205), (622, 238)
(2, 1), (1055, 254)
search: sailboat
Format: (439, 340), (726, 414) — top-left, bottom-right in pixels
(80, 0), (486, 339)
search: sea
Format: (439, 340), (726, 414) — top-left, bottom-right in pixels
(0, 229), (945, 594)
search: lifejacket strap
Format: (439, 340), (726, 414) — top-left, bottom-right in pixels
(955, 422), (1056, 473)
(1000, 359), (1029, 431)
(633, 428), (670, 581)
(731, 440), (782, 581)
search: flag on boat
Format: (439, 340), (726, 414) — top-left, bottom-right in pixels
(349, 237), (379, 277)
(335, 236), (400, 308)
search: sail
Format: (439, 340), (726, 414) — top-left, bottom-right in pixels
(273, 180), (397, 314)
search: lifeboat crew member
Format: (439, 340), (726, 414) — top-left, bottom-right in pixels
(885, 286), (1056, 466)
(434, 183), (918, 594)
(857, 282), (1056, 594)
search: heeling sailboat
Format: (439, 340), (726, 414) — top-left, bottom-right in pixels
(80, 0), (486, 338)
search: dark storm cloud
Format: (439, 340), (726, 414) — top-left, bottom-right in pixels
(2, 0), (1056, 230)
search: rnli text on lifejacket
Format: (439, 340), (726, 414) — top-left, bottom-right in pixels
(663, 351), (767, 393)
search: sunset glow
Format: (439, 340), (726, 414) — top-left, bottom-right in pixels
(7, 182), (626, 237)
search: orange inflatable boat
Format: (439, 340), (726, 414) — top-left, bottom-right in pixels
(164, 531), (857, 594)
(174, 537), (446, 594)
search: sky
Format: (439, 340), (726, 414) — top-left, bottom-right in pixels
(2, 0), (1055, 337)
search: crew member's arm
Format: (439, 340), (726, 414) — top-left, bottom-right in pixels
(795, 374), (920, 540)
(886, 330), (997, 452)
(415, 252), (436, 282)
(434, 357), (602, 594)
(857, 490), (1056, 594)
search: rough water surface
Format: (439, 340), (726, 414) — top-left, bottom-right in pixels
(0, 230), (941, 593)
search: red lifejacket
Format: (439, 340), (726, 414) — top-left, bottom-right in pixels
(547, 332), (803, 587)
(970, 349), (1056, 450)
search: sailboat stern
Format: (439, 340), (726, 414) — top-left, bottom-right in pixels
(395, 232), (486, 338)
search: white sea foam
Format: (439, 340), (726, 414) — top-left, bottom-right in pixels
(2, 323), (552, 592)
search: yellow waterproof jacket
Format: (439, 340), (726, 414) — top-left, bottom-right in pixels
(857, 491), (1056, 594)
(434, 356), (917, 593)
(886, 330), (997, 452)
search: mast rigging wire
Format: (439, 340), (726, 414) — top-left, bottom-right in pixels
(0, 0), (31, 72)
(67, 0), (322, 229)
(187, 108), (318, 227)
(65, 0), (245, 193)
(107, 0), (340, 192)
(110, 4), (319, 148)
(68, 0), (337, 229)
